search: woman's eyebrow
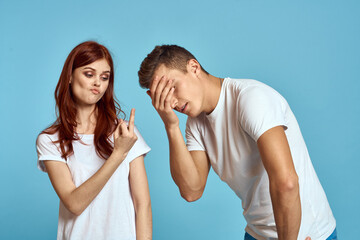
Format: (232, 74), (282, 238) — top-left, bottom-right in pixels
(83, 67), (110, 74)
(83, 67), (96, 71)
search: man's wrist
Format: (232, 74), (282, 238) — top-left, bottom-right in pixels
(165, 123), (180, 134)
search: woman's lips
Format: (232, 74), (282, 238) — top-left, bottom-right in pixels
(91, 89), (100, 95)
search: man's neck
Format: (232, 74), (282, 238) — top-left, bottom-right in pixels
(200, 73), (223, 115)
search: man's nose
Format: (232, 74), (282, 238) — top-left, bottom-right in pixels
(171, 97), (178, 109)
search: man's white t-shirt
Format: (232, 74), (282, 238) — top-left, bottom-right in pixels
(36, 126), (150, 240)
(186, 78), (336, 240)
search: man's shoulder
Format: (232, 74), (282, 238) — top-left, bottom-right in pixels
(225, 78), (271, 92)
(226, 78), (283, 102)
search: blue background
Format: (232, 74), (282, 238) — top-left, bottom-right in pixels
(1, 0), (359, 239)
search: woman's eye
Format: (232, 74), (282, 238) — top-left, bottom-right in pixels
(101, 75), (109, 81)
(84, 73), (93, 78)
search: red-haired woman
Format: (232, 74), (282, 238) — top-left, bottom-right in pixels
(36, 41), (152, 240)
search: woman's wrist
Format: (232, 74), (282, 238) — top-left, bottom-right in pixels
(110, 148), (128, 163)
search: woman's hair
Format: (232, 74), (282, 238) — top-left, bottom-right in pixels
(138, 44), (208, 89)
(43, 41), (123, 160)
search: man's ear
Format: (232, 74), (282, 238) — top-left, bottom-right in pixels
(187, 59), (200, 75)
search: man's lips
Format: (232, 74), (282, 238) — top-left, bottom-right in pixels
(180, 103), (188, 113)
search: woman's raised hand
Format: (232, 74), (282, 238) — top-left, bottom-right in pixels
(113, 108), (138, 158)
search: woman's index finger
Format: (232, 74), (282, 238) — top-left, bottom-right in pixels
(128, 108), (135, 132)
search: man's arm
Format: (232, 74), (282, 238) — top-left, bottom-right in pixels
(167, 126), (211, 201)
(148, 76), (211, 201)
(257, 126), (301, 240)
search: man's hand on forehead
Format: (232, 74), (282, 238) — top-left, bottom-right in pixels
(145, 74), (179, 127)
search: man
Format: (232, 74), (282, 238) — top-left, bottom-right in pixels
(138, 45), (336, 240)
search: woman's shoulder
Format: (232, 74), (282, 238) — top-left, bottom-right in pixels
(37, 127), (60, 146)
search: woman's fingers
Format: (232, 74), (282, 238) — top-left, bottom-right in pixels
(128, 108), (135, 133)
(120, 120), (128, 136)
(114, 119), (123, 139)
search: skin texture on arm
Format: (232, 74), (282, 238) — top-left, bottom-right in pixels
(44, 110), (138, 216)
(167, 126), (211, 201)
(257, 126), (301, 240)
(148, 75), (211, 201)
(129, 156), (152, 240)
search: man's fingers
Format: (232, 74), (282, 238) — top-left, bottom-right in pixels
(159, 79), (172, 110)
(154, 76), (167, 109)
(149, 75), (159, 96)
(150, 76), (161, 107)
(164, 87), (175, 110)
(128, 108), (135, 133)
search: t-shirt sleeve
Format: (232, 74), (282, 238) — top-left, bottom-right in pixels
(238, 84), (288, 141)
(185, 117), (206, 152)
(36, 133), (66, 172)
(125, 126), (151, 163)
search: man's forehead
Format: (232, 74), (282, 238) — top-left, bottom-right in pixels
(149, 66), (183, 88)
(154, 64), (171, 74)
(154, 65), (183, 77)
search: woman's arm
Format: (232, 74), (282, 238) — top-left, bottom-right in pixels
(45, 149), (126, 215)
(45, 110), (138, 216)
(129, 156), (152, 240)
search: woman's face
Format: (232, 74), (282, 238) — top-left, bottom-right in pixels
(71, 58), (111, 107)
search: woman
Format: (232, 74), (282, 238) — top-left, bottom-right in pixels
(36, 41), (152, 240)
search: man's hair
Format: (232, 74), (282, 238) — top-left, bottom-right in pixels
(138, 45), (208, 89)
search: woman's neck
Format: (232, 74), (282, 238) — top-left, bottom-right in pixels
(76, 104), (97, 134)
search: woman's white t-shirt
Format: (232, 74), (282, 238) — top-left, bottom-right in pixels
(36, 126), (151, 240)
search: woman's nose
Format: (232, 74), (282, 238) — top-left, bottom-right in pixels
(93, 76), (101, 86)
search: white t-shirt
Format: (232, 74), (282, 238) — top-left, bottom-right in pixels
(36, 126), (151, 240)
(186, 78), (336, 240)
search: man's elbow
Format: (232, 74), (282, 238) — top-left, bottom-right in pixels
(181, 191), (203, 202)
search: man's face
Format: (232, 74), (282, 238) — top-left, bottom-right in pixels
(151, 64), (204, 117)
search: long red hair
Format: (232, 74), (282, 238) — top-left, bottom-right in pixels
(43, 41), (123, 159)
